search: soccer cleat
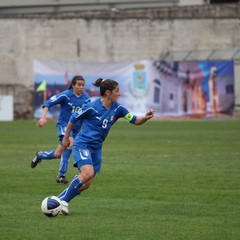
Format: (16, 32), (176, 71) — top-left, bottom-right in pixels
(61, 200), (69, 215)
(56, 176), (69, 184)
(31, 152), (41, 168)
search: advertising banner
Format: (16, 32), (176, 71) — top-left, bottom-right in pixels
(152, 60), (234, 116)
(34, 59), (234, 118)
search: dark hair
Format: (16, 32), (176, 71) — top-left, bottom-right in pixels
(93, 78), (118, 96)
(68, 75), (85, 89)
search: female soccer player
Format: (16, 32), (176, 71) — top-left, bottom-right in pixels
(54, 78), (154, 215)
(31, 75), (90, 184)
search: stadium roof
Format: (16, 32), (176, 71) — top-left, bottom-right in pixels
(160, 49), (240, 61)
(0, 0), (180, 14)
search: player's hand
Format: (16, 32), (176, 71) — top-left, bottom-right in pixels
(145, 109), (155, 120)
(37, 118), (47, 128)
(61, 137), (70, 150)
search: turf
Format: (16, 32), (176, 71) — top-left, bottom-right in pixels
(0, 119), (239, 240)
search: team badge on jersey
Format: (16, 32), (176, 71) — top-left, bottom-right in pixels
(110, 115), (115, 122)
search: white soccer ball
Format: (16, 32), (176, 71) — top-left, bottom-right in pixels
(41, 196), (62, 217)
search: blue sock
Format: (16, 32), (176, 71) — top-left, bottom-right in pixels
(58, 175), (83, 202)
(58, 175), (80, 199)
(58, 189), (67, 199)
(58, 149), (72, 177)
(37, 150), (55, 160)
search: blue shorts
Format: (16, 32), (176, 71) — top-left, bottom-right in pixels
(72, 144), (102, 175)
(56, 123), (74, 143)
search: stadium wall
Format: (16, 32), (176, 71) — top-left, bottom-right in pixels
(0, 3), (240, 119)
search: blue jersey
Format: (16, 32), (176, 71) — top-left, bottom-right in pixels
(70, 98), (137, 149)
(43, 89), (90, 125)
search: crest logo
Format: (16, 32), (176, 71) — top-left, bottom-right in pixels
(83, 150), (89, 156)
(80, 149), (90, 160)
(129, 64), (148, 97)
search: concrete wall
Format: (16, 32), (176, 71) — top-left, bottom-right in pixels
(0, 3), (240, 118)
(233, 61), (240, 118)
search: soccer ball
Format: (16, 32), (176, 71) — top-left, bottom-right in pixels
(41, 196), (62, 217)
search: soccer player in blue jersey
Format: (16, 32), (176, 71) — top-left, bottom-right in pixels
(50, 78), (154, 215)
(31, 75), (90, 184)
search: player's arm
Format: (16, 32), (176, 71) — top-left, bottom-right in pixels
(61, 121), (74, 149)
(37, 107), (49, 127)
(134, 109), (154, 125)
(124, 109), (154, 125)
(37, 92), (67, 128)
(61, 109), (88, 148)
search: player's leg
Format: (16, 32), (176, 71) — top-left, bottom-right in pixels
(31, 143), (67, 168)
(58, 174), (94, 215)
(57, 146), (101, 215)
(56, 149), (71, 183)
(56, 137), (74, 184)
(58, 146), (94, 202)
(58, 165), (94, 202)
(58, 174), (94, 198)
(31, 123), (65, 168)
(31, 149), (56, 168)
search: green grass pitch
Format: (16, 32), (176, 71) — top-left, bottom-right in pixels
(0, 119), (239, 240)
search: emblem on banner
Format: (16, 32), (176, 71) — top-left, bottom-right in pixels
(129, 64), (148, 97)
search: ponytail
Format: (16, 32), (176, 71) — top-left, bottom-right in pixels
(93, 78), (118, 96)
